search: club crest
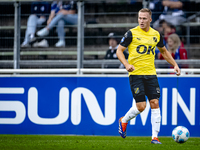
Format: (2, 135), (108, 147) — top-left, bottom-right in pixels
(153, 37), (157, 42)
(134, 87), (140, 94)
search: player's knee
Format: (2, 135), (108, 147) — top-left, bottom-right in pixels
(150, 99), (159, 109)
(135, 95), (146, 112)
(136, 102), (146, 112)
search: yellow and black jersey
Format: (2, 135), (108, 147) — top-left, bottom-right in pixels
(120, 26), (164, 75)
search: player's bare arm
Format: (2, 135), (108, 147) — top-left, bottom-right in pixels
(157, 46), (181, 76)
(116, 45), (135, 72)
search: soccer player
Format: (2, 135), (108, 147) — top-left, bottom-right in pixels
(117, 8), (180, 144)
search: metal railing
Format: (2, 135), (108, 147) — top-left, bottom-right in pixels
(0, 68), (200, 76)
(1, 59), (200, 69)
(1, 59), (200, 68)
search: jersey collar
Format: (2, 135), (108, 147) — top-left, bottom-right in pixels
(138, 26), (151, 33)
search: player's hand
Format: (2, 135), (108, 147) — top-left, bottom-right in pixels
(174, 65), (181, 76)
(125, 64), (135, 72)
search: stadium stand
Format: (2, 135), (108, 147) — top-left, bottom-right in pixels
(0, 0), (200, 68)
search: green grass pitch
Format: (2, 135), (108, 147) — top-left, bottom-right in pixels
(0, 135), (199, 150)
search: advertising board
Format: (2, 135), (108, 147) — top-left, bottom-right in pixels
(0, 76), (199, 136)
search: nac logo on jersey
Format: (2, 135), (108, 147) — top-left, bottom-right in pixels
(136, 45), (155, 55)
(153, 37), (157, 42)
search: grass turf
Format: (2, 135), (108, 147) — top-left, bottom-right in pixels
(0, 135), (199, 150)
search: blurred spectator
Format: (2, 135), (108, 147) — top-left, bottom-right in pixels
(160, 20), (176, 43)
(158, 33), (187, 60)
(37, 0), (78, 47)
(149, 0), (164, 23)
(104, 32), (128, 68)
(153, 0), (186, 29)
(155, 20), (176, 59)
(21, 0), (50, 47)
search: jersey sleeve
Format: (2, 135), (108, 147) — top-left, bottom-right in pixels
(156, 32), (164, 48)
(119, 30), (132, 47)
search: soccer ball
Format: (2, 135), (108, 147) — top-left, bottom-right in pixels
(172, 126), (190, 143)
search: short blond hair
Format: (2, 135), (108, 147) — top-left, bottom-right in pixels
(139, 8), (152, 17)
